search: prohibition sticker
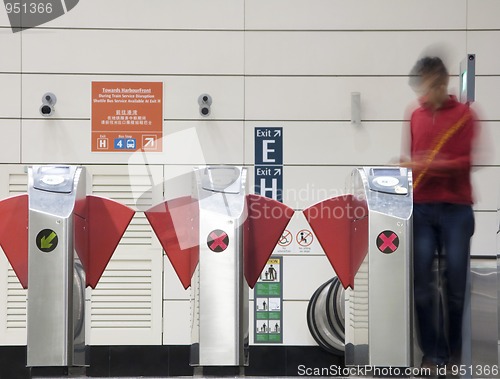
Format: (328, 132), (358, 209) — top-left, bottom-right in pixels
(377, 230), (399, 254)
(207, 229), (229, 252)
(278, 230), (292, 247)
(296, 229), (313, 247)
(36, 229), (58, 253)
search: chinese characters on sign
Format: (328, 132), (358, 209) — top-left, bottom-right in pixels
(92, 82), (163, 152)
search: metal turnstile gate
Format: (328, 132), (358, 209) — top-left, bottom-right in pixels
(346, 167), (413, 366)
(27, 166), (87, 367)
(305, 166), (413, 367)
(0, 165), (135, 369)
(190, 166), (249, 366)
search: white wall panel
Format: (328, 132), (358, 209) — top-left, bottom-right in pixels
(0, 74), (20, 118)
(246, 0), (465, 31)
(21, 75), (244, 120)
(163, 256), (190, 301)
(163, 164), (197, 200)
(281, 301), (316, 345)
(245, 77), (421, 121)
(246, 31), (465, 76)
(21, 120), (100, 164)
(467, 32), (500, 75)
(467, 0), (500, 30)
(161, 121), (244, 165)
(0, 30), (20, 72)
(475, 77), (500, 121)
(282, 166), (354, 210)
(22, 30), (244, 75)
(472, 167), (500, 211)
(283, 255), (335, 301)
(473, 122), (499, 166)
(0, 120), (20, 163)
(45, 0), (243, 30)
(245, 75), (467, 121)
(21, 120), (244, 165)
(163, 300), (191, 345)
(0, 9), (10, 27)
(471, 211), (498, 256)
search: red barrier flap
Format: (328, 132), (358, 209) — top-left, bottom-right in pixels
(244, 194), (294, 288)
(0, 194), (28, 289)
(303, 195), (368, 289)
(74, 195), (135, 289)
(144, 197), (199, 289)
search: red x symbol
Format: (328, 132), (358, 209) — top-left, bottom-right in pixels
(377, 231), (399, 253)
(208, 230), (229, 252)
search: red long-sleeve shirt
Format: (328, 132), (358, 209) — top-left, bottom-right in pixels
(410, 96), (476, 204)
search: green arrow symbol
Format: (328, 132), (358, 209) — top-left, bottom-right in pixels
(41, 231), (57, 249)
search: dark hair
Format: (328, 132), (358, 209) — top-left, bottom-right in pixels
(408, 56), (449, 89)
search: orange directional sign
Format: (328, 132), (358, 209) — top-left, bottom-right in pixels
(92, 82), (163, 152)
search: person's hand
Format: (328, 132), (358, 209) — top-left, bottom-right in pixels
(399, 154), (428, 171)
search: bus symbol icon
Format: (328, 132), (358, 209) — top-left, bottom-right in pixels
(126, 139), (136, 149)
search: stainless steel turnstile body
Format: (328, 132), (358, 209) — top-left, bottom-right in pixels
(190, 166), (249, 366)
(27, 166), (87, 367)
(345, 167), (413, 367)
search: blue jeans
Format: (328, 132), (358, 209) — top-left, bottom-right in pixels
(413, 203), (474, 365)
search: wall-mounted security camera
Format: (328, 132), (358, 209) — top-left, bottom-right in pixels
(198, 94), (212, 117)
(40, 92), (57, 117)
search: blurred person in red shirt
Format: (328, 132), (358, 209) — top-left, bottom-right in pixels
(402, 56), (477, 372)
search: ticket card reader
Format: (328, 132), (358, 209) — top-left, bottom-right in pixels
(27, 166), (87, 367)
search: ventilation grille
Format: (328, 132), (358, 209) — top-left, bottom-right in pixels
(6, 172), (28, 330)
(90, 259), (153, 329)
(9, 173), (27, 194)
(91, 173), (154, 247)
(6, 270), (26, 329)
(89, 169), (160, 338)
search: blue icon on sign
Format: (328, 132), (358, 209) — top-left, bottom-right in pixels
(126, 139), (136, 149)
(114, 138), (126, 149)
